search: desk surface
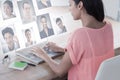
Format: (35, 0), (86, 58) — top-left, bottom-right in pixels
(0, 56), (66, 80)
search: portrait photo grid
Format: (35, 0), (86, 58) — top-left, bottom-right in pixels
(0, 0), (69, 54)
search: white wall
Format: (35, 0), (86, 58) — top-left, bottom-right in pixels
(108, 19), (120, 49)
(51, 0), (69, 6)
(103, 0), (120, 21)
(0, 0), (120, 61)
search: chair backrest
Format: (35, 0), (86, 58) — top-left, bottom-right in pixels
(95, 55), (120, 80)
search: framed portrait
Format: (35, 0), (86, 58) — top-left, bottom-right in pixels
(0, 0), (16, 20)
(17, 0), (36, 24)
(21, 27), (36, 47)
(54, 16), (67, 34)
(36, 0), (51, 10)
(37, 13), (54, 39)
(0, 24), (20, 54)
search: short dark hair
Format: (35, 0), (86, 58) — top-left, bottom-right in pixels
(25, 29), (30, 34)
(40, 15), (47, 20)
(2, 27), (14, 38)
(56, 18), (62, 24)
(4, 0), (13, 12)
(40, 15), (47, 22)
(22, 1), (30, 8)
(74, 0), (105, 22)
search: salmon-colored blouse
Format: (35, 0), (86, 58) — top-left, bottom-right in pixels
(66, 23), (114, 80)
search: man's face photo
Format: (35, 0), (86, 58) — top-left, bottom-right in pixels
(23, 2), (32, 16)
(40, 17), (47, 28)
(25, 29), (31, 41)
(55, 17), (67, 34)
(17, 0), (36, 24)
(56, 20), (63, 29)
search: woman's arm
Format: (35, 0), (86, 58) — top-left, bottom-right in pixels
(32, 47), (72, 77)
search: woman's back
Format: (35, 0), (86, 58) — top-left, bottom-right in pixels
(67, 23), (114, 80)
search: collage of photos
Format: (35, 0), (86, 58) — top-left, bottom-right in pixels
(0, 0), (69, 54)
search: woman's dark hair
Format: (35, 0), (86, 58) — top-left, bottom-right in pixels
(4, 0), (13, 12)
(74, 0), (105, 22)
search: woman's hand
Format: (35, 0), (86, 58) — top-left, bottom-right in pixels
(31, 46), (49, 61)
(46, 42), (64, 53)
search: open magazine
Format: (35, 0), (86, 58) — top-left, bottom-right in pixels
(16, 52), (43, 64)
(16, 42), (63, 64)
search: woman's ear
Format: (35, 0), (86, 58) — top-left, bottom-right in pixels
(77, 1), (83, 10)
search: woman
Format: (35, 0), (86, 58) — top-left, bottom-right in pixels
(32, 0), (114, 80)
(3, 0), (16, 20)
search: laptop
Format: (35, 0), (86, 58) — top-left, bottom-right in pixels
(16, 42), (64, 64)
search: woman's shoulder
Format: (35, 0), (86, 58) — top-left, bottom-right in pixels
(83, 22), (112, 32)
(71, 28), (87, 39)
(73, 28), (86, 35)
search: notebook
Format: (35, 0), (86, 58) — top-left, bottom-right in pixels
(9, 61), (28, 70)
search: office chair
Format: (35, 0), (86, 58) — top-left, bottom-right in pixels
(95, 55), (120, 80)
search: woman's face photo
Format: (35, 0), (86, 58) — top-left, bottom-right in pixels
(1, 0), (16, 20)
(3, 3), (12, 17)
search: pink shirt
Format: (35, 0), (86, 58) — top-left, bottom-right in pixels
(66, 23), (114, 80)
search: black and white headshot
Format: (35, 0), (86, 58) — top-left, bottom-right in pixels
(22, 27), (36, 47)
(17, 0), (36, 24)
(1, 0), (16, 20)
(37, 0), (51, 9)
(37, 13), (54, 39)
(55, 17), (67, 34)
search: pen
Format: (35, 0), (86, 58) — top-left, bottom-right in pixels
(20, 61), (36, 67)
